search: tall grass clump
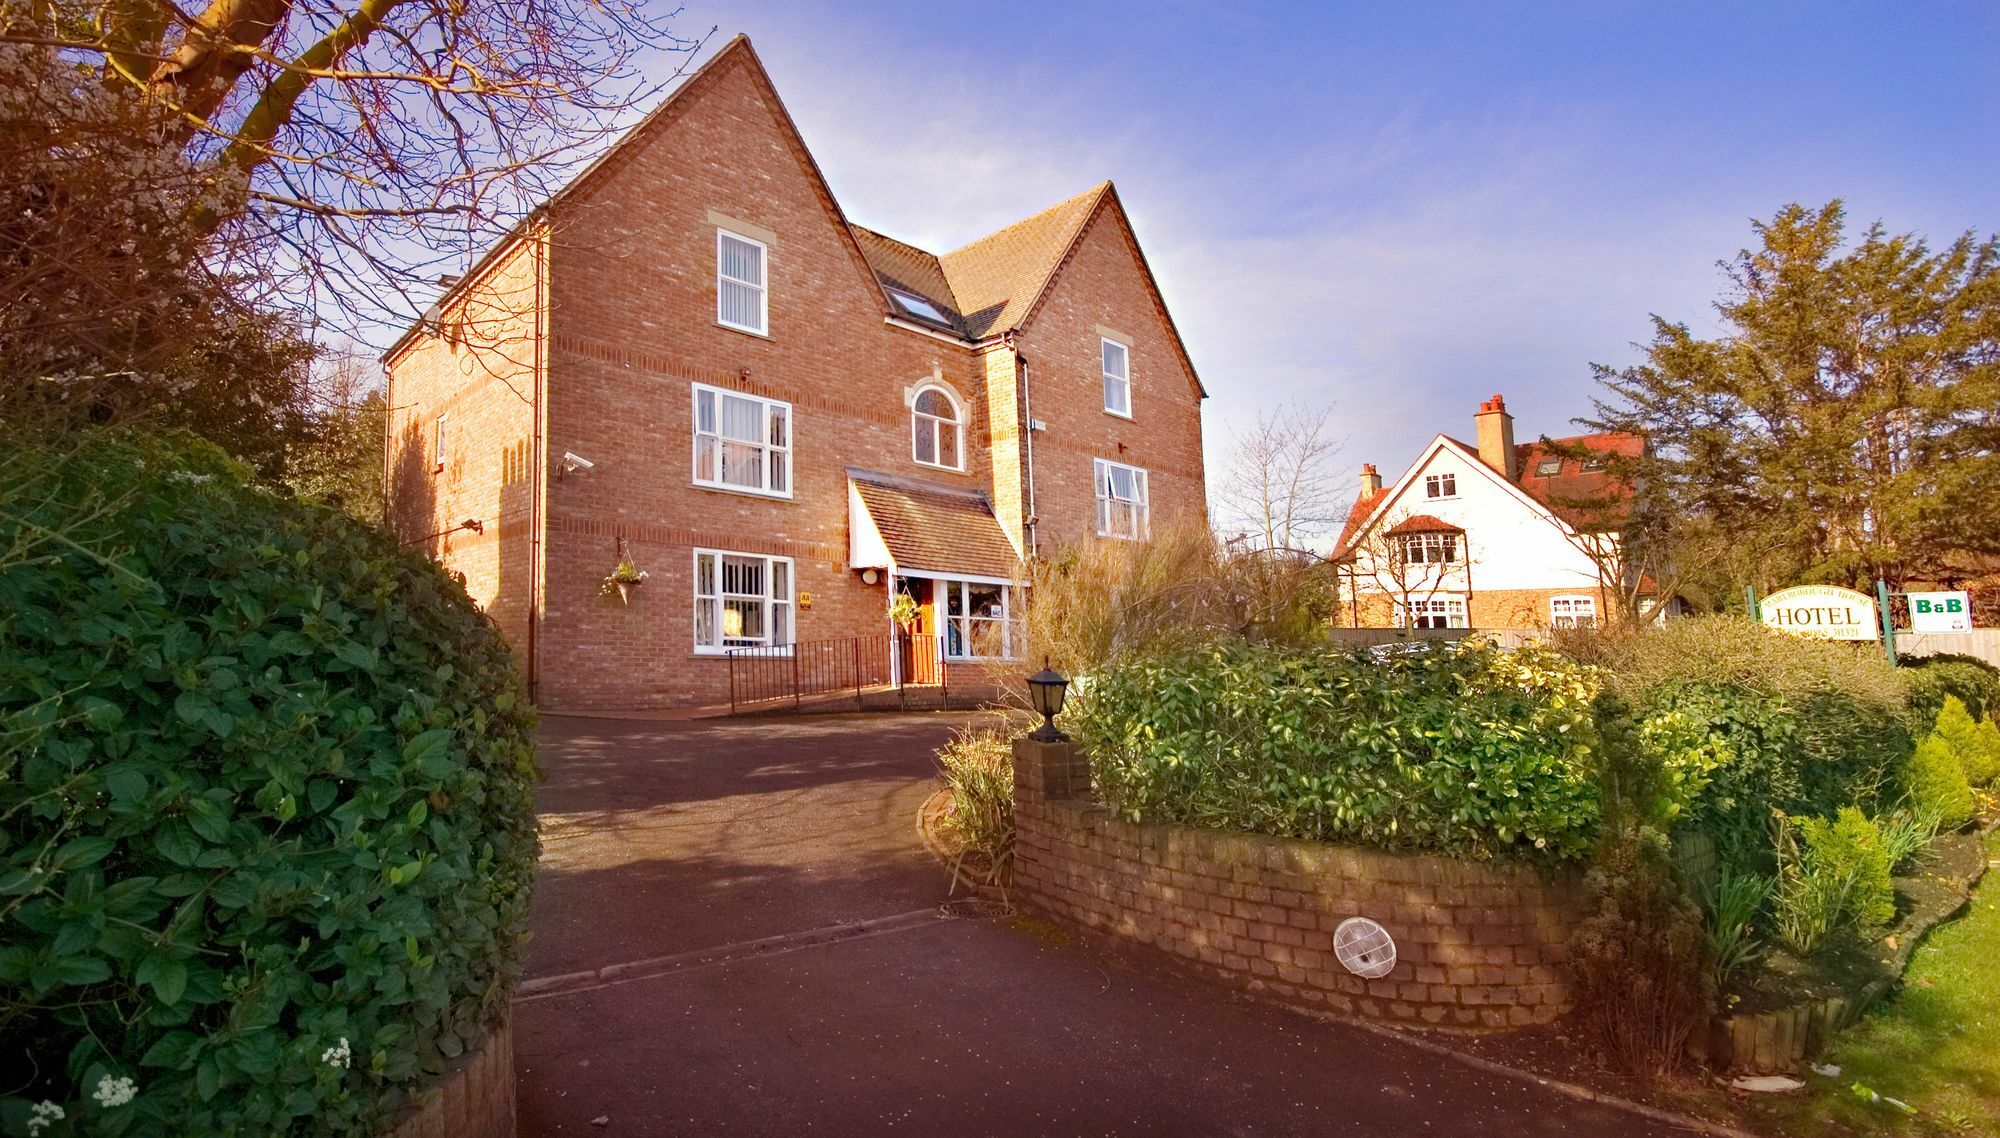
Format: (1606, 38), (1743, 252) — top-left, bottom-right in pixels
(934, 726), (1015, 897)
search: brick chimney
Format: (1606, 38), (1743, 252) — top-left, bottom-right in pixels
(1475, 394), (1518, 479)
(1359, 463), (1382, 496)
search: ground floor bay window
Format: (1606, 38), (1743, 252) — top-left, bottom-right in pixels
(891, 572), (1021, 662)
(1395, 595), (1467, 629)
(1549, 595), (1597, 629)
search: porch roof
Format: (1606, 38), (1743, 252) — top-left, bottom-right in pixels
(847, 468), (1022, 580)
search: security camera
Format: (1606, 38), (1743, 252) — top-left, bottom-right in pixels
(558, 452), (595, 477)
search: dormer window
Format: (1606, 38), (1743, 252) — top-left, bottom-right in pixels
(716, 229), (767, 335)
(1424, 473), (1457, 499)
(1581, 455), (1608, 472)
(1536, 457), (1563, 477)
(912, 386), (963, 470)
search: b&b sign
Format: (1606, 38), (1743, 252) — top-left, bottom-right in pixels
(1760, 585), (1879, 641)
(1909, 591), (1974, 633)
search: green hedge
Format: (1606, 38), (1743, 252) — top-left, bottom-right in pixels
(1901, 655), (2000, 726)
(0, 433), (539, 1136)
(1073, 639), (1602, 860)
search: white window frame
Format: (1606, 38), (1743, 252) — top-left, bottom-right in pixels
(910, 385), (964, 471)
(1550, 595), (1597, 629)
(716, 229), (768, 336)
(1101, 338), (1132, 418)
(692, 548), (794, 655)
(1398, 531), (1459, 565)
(1094, 458), (1150, 541)
(433, 413), (448, 472)
(692, 382), (792, 499)
(935, 576), (1020, 661)
(1396, 596), (1468, 630)
(1424, 472), (1457, 499)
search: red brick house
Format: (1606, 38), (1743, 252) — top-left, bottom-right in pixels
(383, 36), (1208, 711)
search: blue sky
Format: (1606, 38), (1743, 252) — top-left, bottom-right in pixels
(662, 0), (1996, 507)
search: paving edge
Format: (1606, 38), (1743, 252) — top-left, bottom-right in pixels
(1312, 1010), (1762, 1138)
(513, 909), (947, 1003)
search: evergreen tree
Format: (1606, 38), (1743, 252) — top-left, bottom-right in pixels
(1587, 202), (2000, 594)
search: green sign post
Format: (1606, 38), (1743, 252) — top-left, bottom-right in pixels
(1876, 579), (1896, 665)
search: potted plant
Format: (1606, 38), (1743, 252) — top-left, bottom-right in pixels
(602, 558), (649, 605)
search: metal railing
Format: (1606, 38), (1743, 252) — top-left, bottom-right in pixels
(726, 633), (961, 713)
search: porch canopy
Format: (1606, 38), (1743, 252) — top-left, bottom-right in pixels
(846, 467), (1022, 578)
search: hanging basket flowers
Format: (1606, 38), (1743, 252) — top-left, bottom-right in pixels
(601, 558), (649, 604)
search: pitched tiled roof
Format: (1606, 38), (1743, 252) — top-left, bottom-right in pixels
(848, 468), (1021, 578)
(849, 225), (966, 333)
(1382, 514), (1462, 535)
(1514, 432), (1644, 529)
(1330, 487), (1389, 560)
(937, 183), (1109, 340)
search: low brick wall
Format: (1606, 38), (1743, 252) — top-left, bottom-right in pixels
(378, 1018), (515, 1138)
(1013, 738), (1585, 1029)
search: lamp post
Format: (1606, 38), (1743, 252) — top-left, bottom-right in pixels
(1026, 665), (1070, 742)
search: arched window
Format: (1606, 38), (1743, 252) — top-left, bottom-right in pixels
(911, 386), (962, 469)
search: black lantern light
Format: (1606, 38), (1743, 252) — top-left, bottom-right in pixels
(1026, 662), (1070, 742)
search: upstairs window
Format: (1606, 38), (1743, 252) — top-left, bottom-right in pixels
(1398, 532), (1459, 565)
(1101, 338), (1131, 417)
(1581, 454), (1608, 472)
(433, 413), (449, 472)
(693, 550), (793, 653)
(1095, 458), (1150, 540)
(693, 383), (790, 497)
(1424, 473), (1457, 499)
(717, 229), (767, 335)
(1535, 457), (1563, 476)
(912, 386), (963, 470)
(1550, 595), (1597, 629)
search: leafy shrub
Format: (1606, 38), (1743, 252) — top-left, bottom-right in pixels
(0, 432), (539, 1136)
(1705, 870), (1774, 991)
(1565, 696), (1712, 1075)
(934, 726), (1015, 897)
(1904, 734), (1975, 830)
(1075, 637), (1603, 859)
(1774, 809), (1896, 954)
(1899, 655), (2000, 725)
(1608, 617), (1912, 867)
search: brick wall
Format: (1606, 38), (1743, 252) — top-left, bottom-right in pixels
(1012, 737), (1584, 1028)
(378, 1018), (514, 1138)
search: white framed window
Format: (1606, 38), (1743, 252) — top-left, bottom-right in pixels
(1094, 458), (1150, 540)
(1396, 596), (1467, 629)
(1424, 473), (1457, 499)
(433, 413), (449, 472)
(940, 578), (1019, 660)
(716, 229), (767, 335)
(911, 386), (963, 470)
(1550, 595), (1597, 629)
(1535, 457), (1563, 476)
(693, 549), (793, 654)
(693, 383), (791, 498)
(1101, 338), (1131, 417)
(1398, 531), (1458, 565)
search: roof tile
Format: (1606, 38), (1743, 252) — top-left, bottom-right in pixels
(848, 468), (1021, 578)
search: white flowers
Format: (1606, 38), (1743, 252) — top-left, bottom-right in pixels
(92, 1074), (137, 1108)
(26, 1101), (63, 1136)
(322, 1037), (352, 1069)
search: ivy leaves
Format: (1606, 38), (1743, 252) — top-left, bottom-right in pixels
(0, 432), (539, 1136)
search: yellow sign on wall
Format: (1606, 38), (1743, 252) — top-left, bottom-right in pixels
(1760, 584), (1880, 641)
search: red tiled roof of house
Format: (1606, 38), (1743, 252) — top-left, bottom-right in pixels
(847, 468), (1021, 579)
(1330, 486), (1389, 560)
(1382, 514), (1463, 535)
(849, 225), (966, 334)
(936, 184), (1108, 340)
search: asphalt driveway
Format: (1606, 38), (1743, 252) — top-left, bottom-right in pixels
(514, 713), (1697, 1137)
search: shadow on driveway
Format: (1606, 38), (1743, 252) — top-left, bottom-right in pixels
(517, 713), (1689, 1137)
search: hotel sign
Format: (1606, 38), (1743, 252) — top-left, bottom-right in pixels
(1760, 585), (1880, 641)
